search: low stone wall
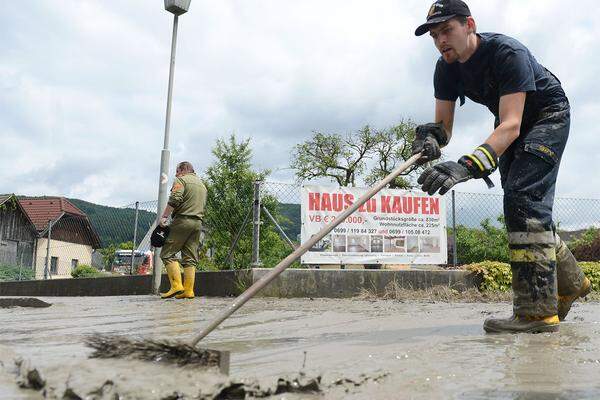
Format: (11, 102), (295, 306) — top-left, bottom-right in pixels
(0, 269), (479, 298)
(252, 268), (480, 298)
(0, 270), (248, 297)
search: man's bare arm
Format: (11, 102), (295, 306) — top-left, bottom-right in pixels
(434, 99), (456, 142)
(484, 92), (526, 156)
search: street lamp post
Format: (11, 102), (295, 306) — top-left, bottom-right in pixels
(153, 0), (192, 294)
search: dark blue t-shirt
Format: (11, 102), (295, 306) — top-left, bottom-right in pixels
(434, 32), (567, 129)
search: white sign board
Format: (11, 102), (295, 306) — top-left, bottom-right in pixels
(300, 185), (447, 265)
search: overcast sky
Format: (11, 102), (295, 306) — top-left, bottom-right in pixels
(1, 1), (598, 206)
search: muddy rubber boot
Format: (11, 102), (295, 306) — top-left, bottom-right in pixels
(483, 314), (560, 334)
(175, 267), (196, 299)
(558, 277), (591, 321)
(160, 262), (184, 299)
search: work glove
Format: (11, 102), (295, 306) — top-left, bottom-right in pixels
(412, 123), (448, 164)
(418, 161), (472, 195)
(418, 143), (498, 195)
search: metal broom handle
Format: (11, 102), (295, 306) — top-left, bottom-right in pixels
(190, 153), (423, 346)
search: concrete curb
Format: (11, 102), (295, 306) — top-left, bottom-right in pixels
(0, 269), (479, 298)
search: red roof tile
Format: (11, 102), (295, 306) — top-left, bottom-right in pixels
(19, 197), (86, 232)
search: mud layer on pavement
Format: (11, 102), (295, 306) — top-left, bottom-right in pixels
(1, 296), (600, 399)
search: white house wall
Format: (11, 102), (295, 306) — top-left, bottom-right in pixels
(34, 238), (93, 279)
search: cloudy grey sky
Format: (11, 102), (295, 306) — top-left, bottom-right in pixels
(1, 0), (598, 206)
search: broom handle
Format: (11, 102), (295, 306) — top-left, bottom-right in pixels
(190, 153), (422, 346)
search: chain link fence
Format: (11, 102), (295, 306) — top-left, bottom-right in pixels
(257, 184), (600, 267)
(3, 185), (600, 281)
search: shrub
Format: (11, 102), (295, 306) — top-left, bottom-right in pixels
(579, 262), (600, 291)
(455, 217), (509, 264)
(465, 261), (512, 292)
(466, 260), (600, 293)
(71, 264), (103, 278)
(0, 264), (35, 282)
(569, 228), (600, 261)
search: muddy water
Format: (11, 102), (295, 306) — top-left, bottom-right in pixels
(1, 296), (600, 399)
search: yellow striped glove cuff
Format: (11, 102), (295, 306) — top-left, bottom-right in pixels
(458, 143), (498, 179)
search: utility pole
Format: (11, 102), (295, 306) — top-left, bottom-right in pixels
(153, 0), (192, 293)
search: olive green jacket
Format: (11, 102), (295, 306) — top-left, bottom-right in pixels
(167, 173), (207, 219)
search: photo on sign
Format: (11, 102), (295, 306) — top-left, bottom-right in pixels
(347, 235), (369, 253)
(310, 234), (331, 252)
(384, 236), (406, 253)
(370, 235), (384, 253)
(332, 234), (346, 252)
(406, 236), (419, 253)
(419, 236), (440, 253)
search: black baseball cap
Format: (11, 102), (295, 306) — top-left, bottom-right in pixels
(415, 0), (471, 36)
(151, 225), (170, 248)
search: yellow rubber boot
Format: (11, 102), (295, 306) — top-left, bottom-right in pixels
(483, 314), (559, 334)
(175, 267), (196, 299)
(558, 277), (591, 321)
(160, 262), (184, 299)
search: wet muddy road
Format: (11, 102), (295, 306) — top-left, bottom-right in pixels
(1, 296), (600, 399)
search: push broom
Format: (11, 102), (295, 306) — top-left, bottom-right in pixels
(86, 153), (423, 372)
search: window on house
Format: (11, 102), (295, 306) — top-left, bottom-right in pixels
(71, 259), (79, 270)
(50, 257), (58, 274)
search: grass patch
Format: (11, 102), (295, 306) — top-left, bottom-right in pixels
(0, 264), (35, 281)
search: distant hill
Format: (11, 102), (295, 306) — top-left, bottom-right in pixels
(68, 199), (156, 247)
(66, 198), (302, 249)
(69, 198), (302, 248)
(277, 203), (301, 241)
(557, 229), (588, 243)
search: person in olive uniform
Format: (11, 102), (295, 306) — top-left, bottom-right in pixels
(412, 0), (590, 333)
(159, 161), (207, 299)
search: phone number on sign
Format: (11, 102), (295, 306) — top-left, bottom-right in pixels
(333, 227), (376, 234)
(384, 228), (431, 235)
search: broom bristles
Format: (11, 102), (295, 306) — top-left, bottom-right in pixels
(84, 334), (223, 368)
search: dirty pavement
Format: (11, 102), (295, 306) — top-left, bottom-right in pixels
(1, 296), (600, 399)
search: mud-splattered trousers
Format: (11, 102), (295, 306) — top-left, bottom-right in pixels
(499, 100), (585, 317)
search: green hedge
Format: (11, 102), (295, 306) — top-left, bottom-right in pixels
(71, 264), (103, 278)
(465, 261), (512, 292)
(579, 262), (600, 291)
(466, 261), (600, 292)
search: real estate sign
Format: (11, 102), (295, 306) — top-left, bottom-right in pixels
(300, 185), (447, 265)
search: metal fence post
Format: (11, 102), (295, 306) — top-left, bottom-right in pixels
(130, 201), (139, 275)
(225, 207), (252, 268)
(18, 251), (23, 281)
(44, 219), (52, 280)
(251, 180), (262, 267)
(262, 205), (296, 250)
(452, 190), (458, 268)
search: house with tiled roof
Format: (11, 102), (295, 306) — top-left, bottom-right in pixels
(0, 194), (38, 270)
(18, 197), (101, 279)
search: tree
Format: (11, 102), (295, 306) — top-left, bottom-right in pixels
(364, 120), (426, 189)
(203, 134), (290, 269)
(98, 241), (133, 270)
(291, 121), (429, 188)
(290, 126), (379, 187)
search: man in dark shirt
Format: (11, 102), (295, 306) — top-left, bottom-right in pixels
(412, 0), (590, 333)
